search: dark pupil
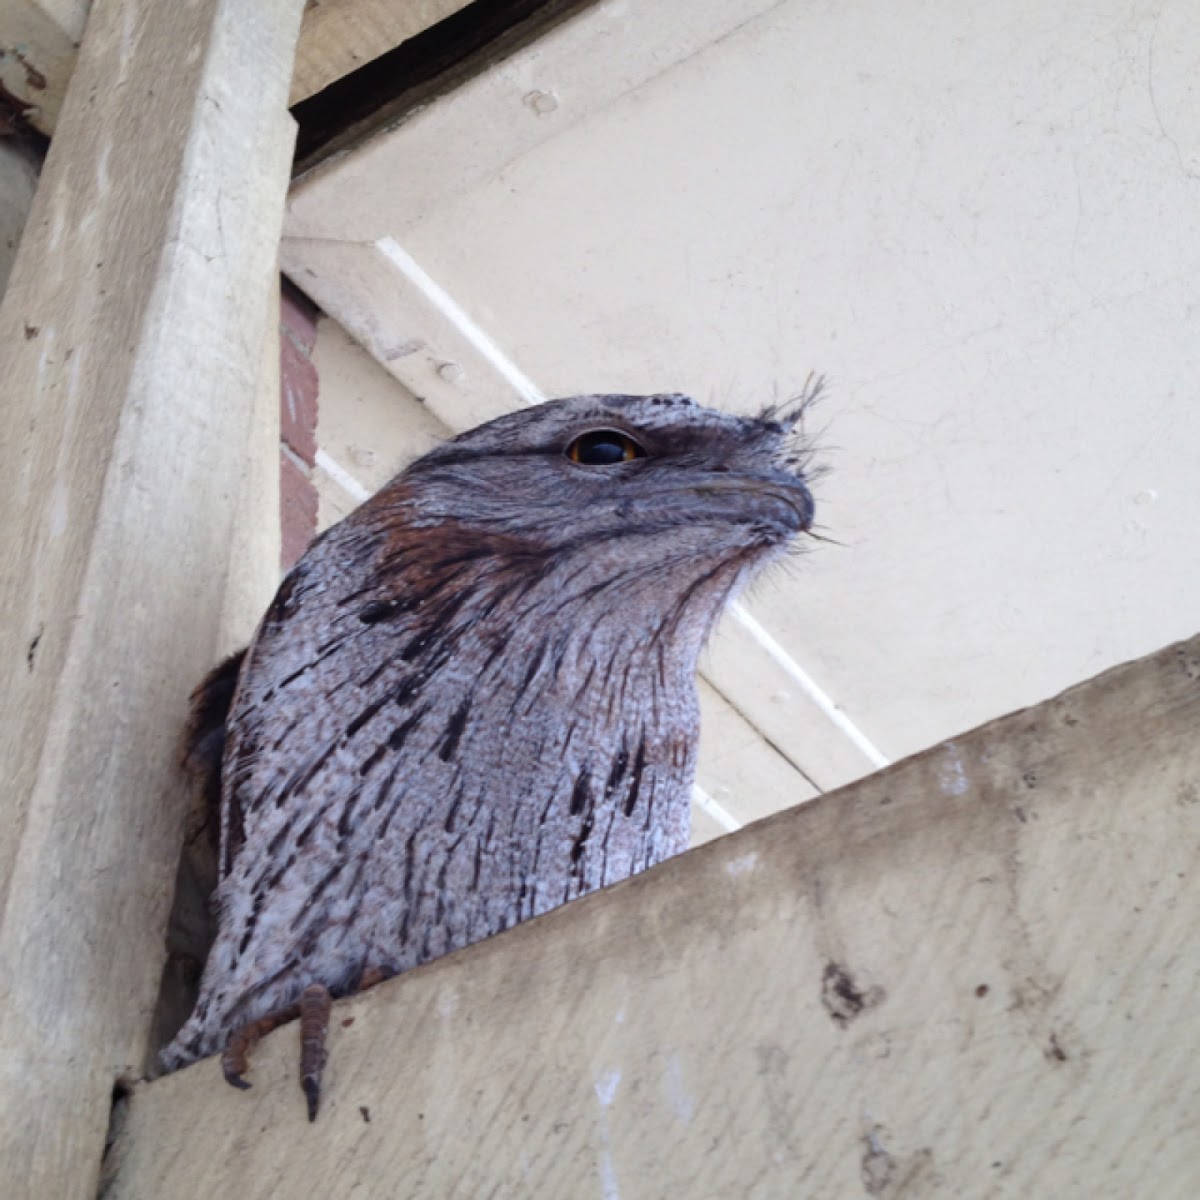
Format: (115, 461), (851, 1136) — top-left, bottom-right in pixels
(575, 432), (629, 464)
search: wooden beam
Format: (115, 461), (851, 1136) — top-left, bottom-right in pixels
(0, 2), (303, 1197)
(0, 0), (474, 134)
(291, 0), (471, 106)
(0, 1), (81, 134)
(104, 635), (1200, 1196)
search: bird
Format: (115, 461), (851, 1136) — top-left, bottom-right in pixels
(160, 389), (818, 1118)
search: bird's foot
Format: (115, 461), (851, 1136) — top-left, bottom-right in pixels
(297, 966), (395, 1119)
(220, 985), (332, 1122)
(221, 967), (393, 1121)
(221, 1000), (302, 1090)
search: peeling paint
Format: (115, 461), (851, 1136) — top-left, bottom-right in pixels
(663, 1053), (695, 1125)
(594, 1069), (621, 1108)
(598, 1148), (620, 1200)
(119, 8), (137, 79)
(96, 144), (111, 197)
(725, 850), (759, 877)
(937, 744), (969, 796)
(48, 479), (69, 538)
(595, 1068), (622, 1200)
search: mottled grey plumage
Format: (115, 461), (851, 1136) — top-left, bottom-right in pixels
(163, 391), (815, 1075)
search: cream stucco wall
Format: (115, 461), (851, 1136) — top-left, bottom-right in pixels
(287, 0), (1200, 799)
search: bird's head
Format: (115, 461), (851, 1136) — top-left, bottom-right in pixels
(404, 389), (816, 560)
(350, 389), (821, 656)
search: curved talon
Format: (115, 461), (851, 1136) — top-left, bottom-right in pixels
(302, 1075), (322, 1122)
(222, 1027), (258, 1090)
(220, 1001), (301, 1093)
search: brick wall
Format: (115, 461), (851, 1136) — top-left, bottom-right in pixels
(279, 280), (320, 570)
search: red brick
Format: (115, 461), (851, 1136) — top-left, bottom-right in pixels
(281, 278), (319, 353)
(280, 448), (318, 571)
(280, 334), (318, 466)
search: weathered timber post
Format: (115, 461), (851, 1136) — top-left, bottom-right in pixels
(106, 635), (1200, 1198)
(0, 2), (305, 1196)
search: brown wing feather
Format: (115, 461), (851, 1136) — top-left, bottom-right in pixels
(181, 649), (247, 853)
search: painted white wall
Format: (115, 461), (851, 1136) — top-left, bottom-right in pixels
(287, 0), (1200, 792)
(310, 314), (446, 527)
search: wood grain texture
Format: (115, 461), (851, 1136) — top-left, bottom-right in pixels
(0, 2), (301, 1196)
(106, 635), (1200, 1198)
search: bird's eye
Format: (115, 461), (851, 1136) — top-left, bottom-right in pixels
(565, 429), (646, 465)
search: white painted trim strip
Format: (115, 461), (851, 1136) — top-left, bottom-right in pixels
(339, 245), (890, 774)
(375, 236), (546, 406)
(729, 600), (891, 769)
(692, 784), (743, 833)
(315, 447), (371, 502)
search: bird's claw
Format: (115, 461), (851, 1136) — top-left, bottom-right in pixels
(220, 1001), (302, 1097)
(222, 1066), (252, 1091)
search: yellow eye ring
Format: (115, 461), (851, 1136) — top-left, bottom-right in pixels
(566, 429), (647, 466)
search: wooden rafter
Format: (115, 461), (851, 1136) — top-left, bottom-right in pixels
(0, 1), (303, 1194)
(105, 635), (1200, 1197)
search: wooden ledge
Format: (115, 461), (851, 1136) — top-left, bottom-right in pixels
(105, 635), (1200, 1197)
